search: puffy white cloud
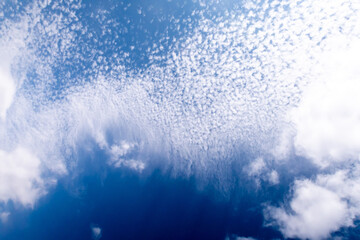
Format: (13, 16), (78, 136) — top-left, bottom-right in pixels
(0, 147), (45, 206)
(108, 140), (146, 172)
(268, 180), (349, 240)
(291, 38), (360, 167)
(109, 141), (146, 172)
(91, 225), (102, 240)
(109, 141), (136, 159)
(265, 3), (360, 238)
(248, 157), (266, 176)
(246, 157), (279, 185)
(268, 167), (360, 239)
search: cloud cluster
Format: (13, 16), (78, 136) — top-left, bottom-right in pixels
(1, 0), (360, 238)
(267, 6), (360, 238)
(0, 148), (45, 207)
(267, 168), (360, 240)
(291, 38), (360, 167)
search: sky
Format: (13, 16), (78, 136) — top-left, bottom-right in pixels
(0, 0), (360, 239)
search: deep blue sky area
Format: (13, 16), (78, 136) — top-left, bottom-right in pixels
(0, 167), (282, 240)
(0, 142), (285, 240)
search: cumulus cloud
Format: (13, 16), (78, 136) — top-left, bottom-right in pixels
(266, 167), (360, 240)
(0, 147), (45, 206)
(291, 38), (360, 167)
(267, 15), (360, 239)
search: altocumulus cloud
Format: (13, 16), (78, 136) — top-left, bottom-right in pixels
(0, 0), (360, 239)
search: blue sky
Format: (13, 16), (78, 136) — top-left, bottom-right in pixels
(1, 0), (360, 239)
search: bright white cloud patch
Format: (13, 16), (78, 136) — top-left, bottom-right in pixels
(0, 147), (45, 206)
(109, 141), (146, 172)
(267, 167), (360, 240)
(268, 180), (349, 240)
(266, 3), (360, 237)
(0, 65), (16, 120)
(291, 38), (360, 167)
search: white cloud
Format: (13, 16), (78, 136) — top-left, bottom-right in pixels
(109, 141), (137, 160)
(317, 170), (360, 221)
(265, 3), (360, 238)
(91, 226), (102, 240)
(268, 180), (349, 240)
(268, 167), (360, 239)
(0, 0), (359, 229)
(268, 170), (279, 185)
(291, 38), (360, 167)
(0, 65), (16, 120)
(246, 158), (279, 185)
(0, 147), (45, 206)
(108, 141), (146, 172)
(248, 157), (266, 176)
(121, 159), (146, 172)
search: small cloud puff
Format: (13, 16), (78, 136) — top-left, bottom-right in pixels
(108, 141), (145, 172)
(91, 225), (102, 240)
(268, 170), (279, 185)
(246, 157), (280, 186)
(248, 157), (266, 176)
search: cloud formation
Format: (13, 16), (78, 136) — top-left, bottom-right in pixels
(0, 65), (15, 120)
(291, 38), (360, 167)
(0, 147), (45, 207)
(1, 0), (360, 238)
